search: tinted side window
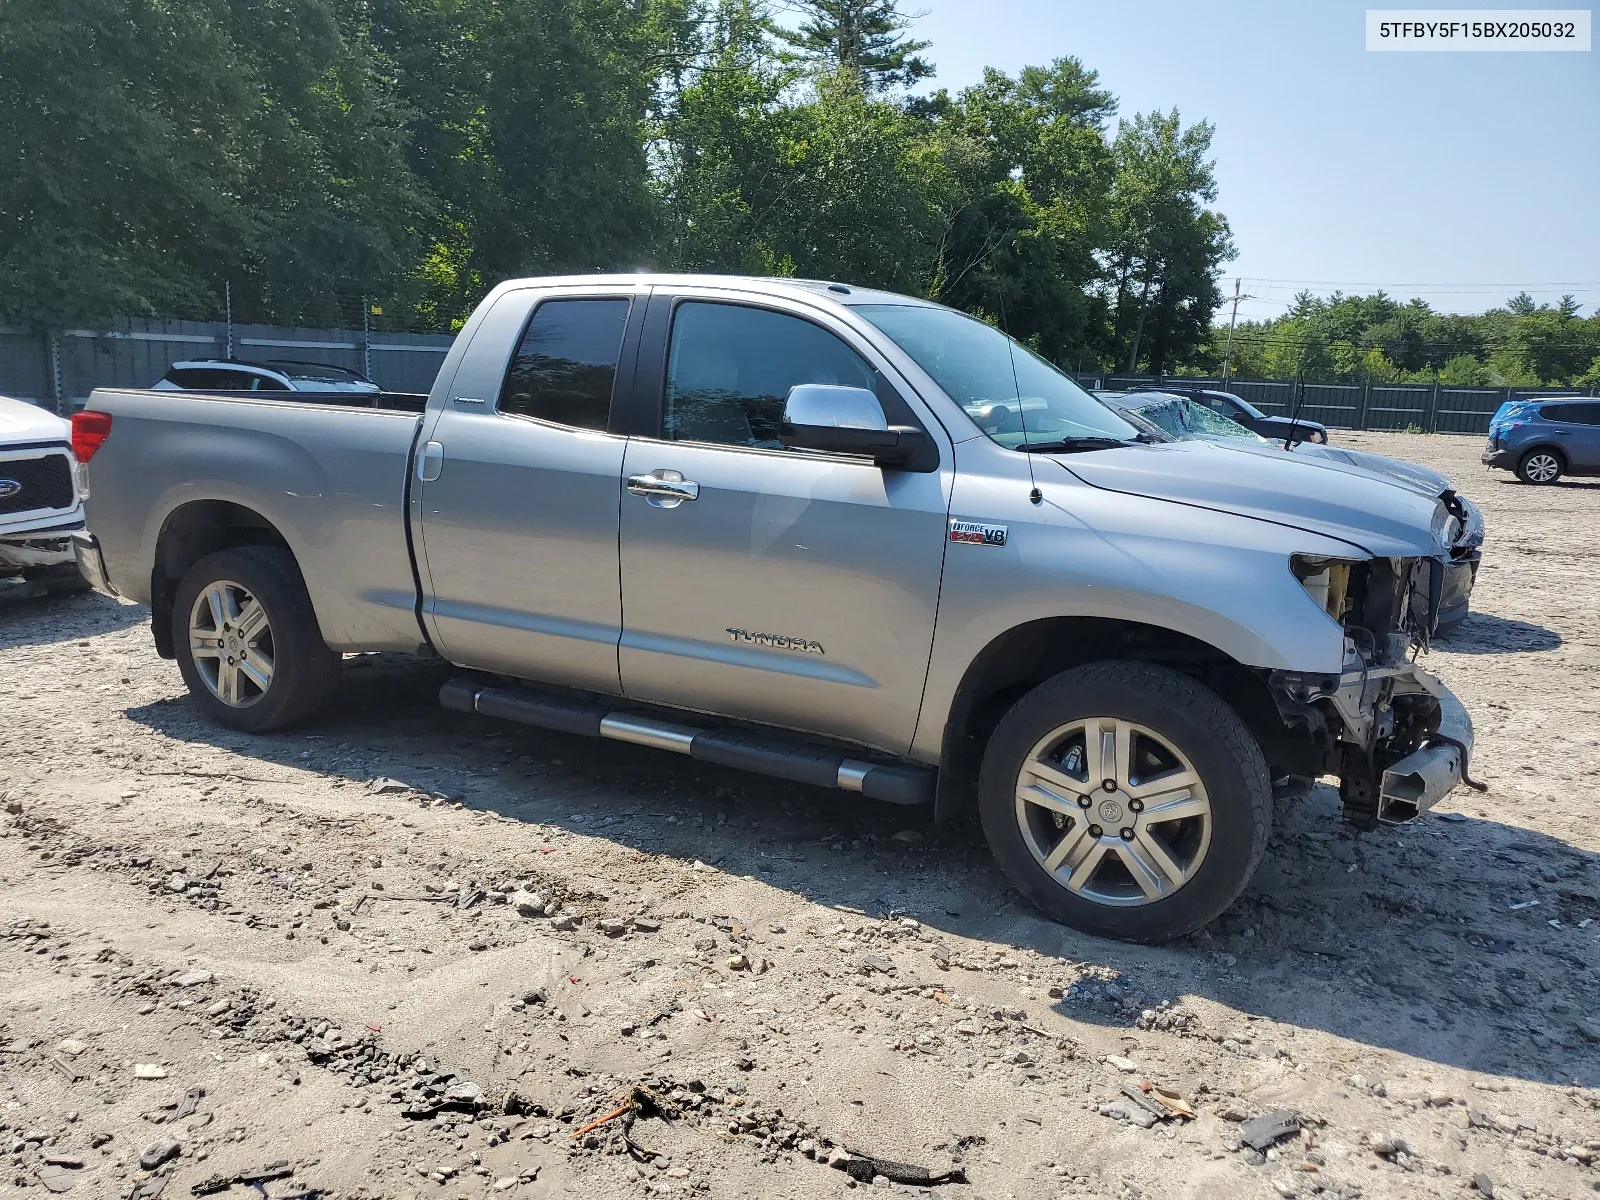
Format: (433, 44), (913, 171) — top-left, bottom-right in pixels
(499, 298), (631, 430)
(1540, 403), (1574, 422)
(664, 302), (875, 448)
(166, 368), (245, 389)
(1560, 403), (1600, 426)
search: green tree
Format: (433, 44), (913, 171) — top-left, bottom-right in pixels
(919, 59), (1116, 366)
(0, 0), (429, 330)
(775, 0), (932, 92)
(368, 0), (685, 323)
(1103, 110), (1234, 374)
(655, 0), (805, 272)
(1438, 353), (1487, 385)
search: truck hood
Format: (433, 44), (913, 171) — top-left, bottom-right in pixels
(1053, 439), (1447, 558)
(1292, 443), (1452, 495)
(0, 395), (70, 444)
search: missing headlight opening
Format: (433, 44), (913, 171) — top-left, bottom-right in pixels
(1292, 553), (1442, 658)
(1290, 555), (1357, 624)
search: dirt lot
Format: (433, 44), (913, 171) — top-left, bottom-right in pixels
(2, 431), (1597, 1200)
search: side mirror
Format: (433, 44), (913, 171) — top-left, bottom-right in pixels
(778, 384), (928, 466)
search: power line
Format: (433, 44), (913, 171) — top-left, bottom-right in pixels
(1237, 277), (1600, 289)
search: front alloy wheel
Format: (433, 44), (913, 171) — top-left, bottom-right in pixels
(189, 580), (275, 707)
(978, 661), (1272, 942)
(1015, 718), (1211, 906)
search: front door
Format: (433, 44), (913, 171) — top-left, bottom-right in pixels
(617, 291), (952, 754)
(415, 285), (644, 692)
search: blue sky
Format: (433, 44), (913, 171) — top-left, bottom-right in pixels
(902, 0), (1600, 319)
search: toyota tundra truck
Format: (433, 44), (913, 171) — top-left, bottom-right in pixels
(70, 274), (1477, 942)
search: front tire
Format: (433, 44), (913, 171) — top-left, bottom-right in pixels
(172, 546), (339, 732)
(977, 661), (1272, 943)
(1516, 448), (1563, 485)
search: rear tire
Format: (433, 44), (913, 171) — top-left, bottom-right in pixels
(1516, 448), (1563, 485)
(977, 661), (1272, 943)
(172, 546), (339, 732)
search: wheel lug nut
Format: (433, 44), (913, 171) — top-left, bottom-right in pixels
(1088, 825), (1103, 838)
(1120, 827), (1134, 840)
(1077, 796), (1091, 809)
(1102, 779), (1116, 792)
(1129, 799), (1143, 813)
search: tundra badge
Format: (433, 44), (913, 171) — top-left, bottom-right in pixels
(726, 628), (825, 655)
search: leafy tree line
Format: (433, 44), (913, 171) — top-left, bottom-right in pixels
(1210, 291), (1600, 389)
(0, 0), (1235, 373)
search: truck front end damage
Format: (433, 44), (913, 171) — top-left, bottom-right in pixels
(1266, 551), (1478, 827)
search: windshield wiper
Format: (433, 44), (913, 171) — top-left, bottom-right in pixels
(1016, 436), (1139, 453)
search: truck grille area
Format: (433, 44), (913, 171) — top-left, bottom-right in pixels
(0, 454), (74, 516)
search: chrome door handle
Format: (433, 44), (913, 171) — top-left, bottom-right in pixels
(627, 471), (699, 508)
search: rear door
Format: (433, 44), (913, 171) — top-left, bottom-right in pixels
(414, 283), (646, 693)
(1555, 401), (1600, 468)
(615, 288), (953, 754)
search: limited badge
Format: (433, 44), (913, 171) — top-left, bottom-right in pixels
(948, 519), (1008, 547)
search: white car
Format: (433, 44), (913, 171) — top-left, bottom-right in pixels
(0, 395), (87, 596)
(152, 359), (380, 395)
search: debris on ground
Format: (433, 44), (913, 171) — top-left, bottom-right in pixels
(1239, 1110), (1301, 1152)
(827, 1147), (967, 1186)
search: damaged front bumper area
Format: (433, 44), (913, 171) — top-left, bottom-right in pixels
(1270, 549), (1478, 826)
(0, 519), (83, 574)
(1378, 684), (1472, 822)
(1271, 659), (1475, 825)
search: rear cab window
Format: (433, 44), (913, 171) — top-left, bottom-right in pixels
(498, 298), (632, 431)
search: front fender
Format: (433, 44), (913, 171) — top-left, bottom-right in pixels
(909, 448), (1356, 763)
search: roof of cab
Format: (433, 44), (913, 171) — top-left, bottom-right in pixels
(492, 273), (943, 310)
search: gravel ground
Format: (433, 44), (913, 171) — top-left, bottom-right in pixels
(1, 431), (1597, 1200)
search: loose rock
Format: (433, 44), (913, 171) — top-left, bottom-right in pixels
(139, 1137), (181, 1170)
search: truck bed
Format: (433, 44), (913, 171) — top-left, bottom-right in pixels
(83, 387), (426, 653)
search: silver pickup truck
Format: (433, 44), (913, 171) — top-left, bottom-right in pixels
(72, 274), (1476, 942)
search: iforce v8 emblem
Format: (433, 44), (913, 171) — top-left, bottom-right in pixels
(948, 519), (1008, 547)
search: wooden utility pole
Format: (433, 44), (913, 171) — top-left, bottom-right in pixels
(1220, 277), (1253, 388)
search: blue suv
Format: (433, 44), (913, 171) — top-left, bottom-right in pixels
(1483, 397), (1600, 484)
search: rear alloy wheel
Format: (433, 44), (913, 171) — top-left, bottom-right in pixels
(1516, 449), (1562, 485)
(172, 546), (339, 732)
(188, 579), (275, 708)
(978, 661), (1272, 942)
